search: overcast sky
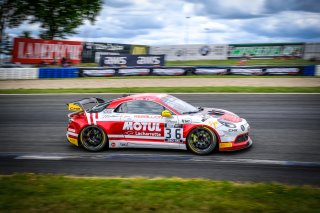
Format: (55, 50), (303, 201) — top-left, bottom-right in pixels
(7, 0), (320, 45)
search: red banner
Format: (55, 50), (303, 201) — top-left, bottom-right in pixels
(12, 38), (83, 64)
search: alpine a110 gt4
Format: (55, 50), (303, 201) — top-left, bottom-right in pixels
(66, 93), (252, 155)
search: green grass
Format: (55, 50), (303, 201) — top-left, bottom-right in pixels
(166, 59), (320, 66)
(48, 59), (319, 68)
(0, 174), (319, 213)
(1, 87), (320, 94)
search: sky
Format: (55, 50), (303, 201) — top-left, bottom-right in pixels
(7, 0), (320, 45)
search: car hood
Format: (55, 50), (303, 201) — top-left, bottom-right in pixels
(198, 107), (242, 123)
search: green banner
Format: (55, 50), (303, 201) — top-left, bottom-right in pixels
(229, 44), (304, 58)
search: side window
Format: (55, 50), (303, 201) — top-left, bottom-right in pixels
(116, 100), (166, 114)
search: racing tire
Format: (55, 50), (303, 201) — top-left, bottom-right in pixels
(79, 125), (108, 152)
(186, 127), (217, 155)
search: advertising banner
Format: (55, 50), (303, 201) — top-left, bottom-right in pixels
(150, 44), (228, 61)
(264, 67), (300, 75)
(0, 68), (39, 79)
(228, 43), (304, 58)
(82, 42), (149, 63)
(118, 68), (150, 76)
(79, 68), (116, 77)
(303, 43), (320, 60)
(230, 68), (264, 75)
(12, 38), (83, 64)
(152, 68), (187, 76)
(99, 55), (165, 67)
(193, 67), (227, 75)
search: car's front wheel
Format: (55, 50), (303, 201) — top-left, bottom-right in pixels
(79, 125), (107, 152)
(187, 127), (217, 155)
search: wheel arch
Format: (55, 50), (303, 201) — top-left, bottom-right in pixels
(184, 124), (221, 144)
(78, 124), (109, 151)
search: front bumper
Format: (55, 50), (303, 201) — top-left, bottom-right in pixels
(219, 137), (253, 151)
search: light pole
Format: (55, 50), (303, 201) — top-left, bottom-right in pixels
(184, 16), (190, 45)
(204, 28), (211, 44)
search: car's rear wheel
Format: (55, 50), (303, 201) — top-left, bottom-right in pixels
(187, 127), (217, 155)
(79, 125), (107, 152)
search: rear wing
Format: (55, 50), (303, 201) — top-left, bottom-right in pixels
(67, 97), (105, 112)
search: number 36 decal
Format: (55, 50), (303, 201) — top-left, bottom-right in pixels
(165, 128), (183, 143)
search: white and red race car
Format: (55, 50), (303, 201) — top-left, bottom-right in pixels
(66, 93), (252, 155)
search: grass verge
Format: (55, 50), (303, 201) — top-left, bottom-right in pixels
(166, 59), (320, 66)
(67, 59), (319, 67)
(0, 174), (319, 213)
(1, 87), (320, 94)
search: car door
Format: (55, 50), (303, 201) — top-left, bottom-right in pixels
(116, 100), (181, 149)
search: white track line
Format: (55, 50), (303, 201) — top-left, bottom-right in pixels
(11, 153), (320, 167)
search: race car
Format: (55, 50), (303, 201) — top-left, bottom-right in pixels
(66, 93), (252, 155)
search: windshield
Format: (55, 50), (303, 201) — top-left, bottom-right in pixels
(160, 95), (199, 114)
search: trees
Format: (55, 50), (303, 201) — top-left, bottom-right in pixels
(0, 0), (103, 41)
(31, 0), (103, 39)
(0, 0), (31, 44)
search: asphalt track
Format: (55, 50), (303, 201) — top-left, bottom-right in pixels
(0, 94), (320, 185)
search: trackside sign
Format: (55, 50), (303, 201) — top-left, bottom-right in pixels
(12, 38), (83, 64)
(99, 54), (165, 67)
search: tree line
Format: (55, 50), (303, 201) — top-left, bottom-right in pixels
(0, 0), (103, 44)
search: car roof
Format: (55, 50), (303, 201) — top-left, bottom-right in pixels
(107, 93), (169, 108)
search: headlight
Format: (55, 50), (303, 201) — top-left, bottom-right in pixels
(218, 119), (236, 128)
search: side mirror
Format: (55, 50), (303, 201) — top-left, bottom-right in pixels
(161, 110), (172, 117)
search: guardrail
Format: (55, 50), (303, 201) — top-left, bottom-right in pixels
(0, 65), (319, 80)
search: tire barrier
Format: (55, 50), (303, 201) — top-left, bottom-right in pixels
(79, 68), (116, 77)
(0, 68), (38, 79)
(78, 67), (192, 77)
(192, 67), (227, 75)
(39, 68), (78, 78)
(118, 68), (150, 76)
(0, 65), (318, 80)
(193, 66), (303, 76)
(152, 67), (188, 76)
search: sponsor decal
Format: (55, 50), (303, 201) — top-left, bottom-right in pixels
(123, 122), (162, 137)
(68, 103), (82, 111)
(165, 120), (177, 128)
(124, 131), (135, 135)
(228, 129), (238, 132)
(123, 122), (161, 132)
(111, 142), (116, 148)
(208, 121), (219, 128)
(136, 132), (161, 137)
(104, 57), (127, 65)
(100, 55), (164, 66)
(220, 142), (233, 148)
(164, 127), (183, 143)
(134, 114), (162, 119)
(241, 125), (245, 131)
(137, 56), (161, 65)
(181, 118), (192, 124)
(120, 142), (128, 147)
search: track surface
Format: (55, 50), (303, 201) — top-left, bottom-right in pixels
(1, 94), (320, 185)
